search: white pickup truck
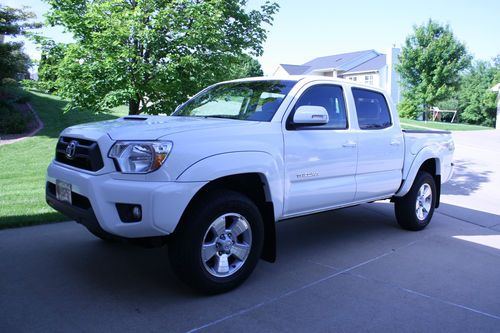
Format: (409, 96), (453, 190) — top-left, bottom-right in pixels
(46, 76), (454, 293)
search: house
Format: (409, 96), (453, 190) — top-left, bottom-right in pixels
(273, 48), (401, 105)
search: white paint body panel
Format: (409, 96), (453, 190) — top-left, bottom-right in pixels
(354, 127), (404, 200)
(46, 76), (454, 238)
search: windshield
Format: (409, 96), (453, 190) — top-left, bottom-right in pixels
(173, 80), (297, 121)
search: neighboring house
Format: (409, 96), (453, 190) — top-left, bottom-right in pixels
(273, 48), (401, 105)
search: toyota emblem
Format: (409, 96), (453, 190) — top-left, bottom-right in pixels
(65, 140), (78, 159)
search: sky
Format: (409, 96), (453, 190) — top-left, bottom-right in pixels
(4, 0), (500, 75)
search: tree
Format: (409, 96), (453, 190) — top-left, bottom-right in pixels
(229, 54), (264, 78)
(494, 56), (500, 83)
(0, 5), (41, 81)
(45, 0), (278, 114)
(0, 42), (31, 80)
(35, 38), (68, 92)
(397, 19), (471, 119)
(456, 60), (499, 127)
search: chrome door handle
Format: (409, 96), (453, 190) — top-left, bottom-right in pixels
(342, 141), (357, 148)
(390, 140), (401, 146)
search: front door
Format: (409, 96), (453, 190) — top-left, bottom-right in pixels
(283, 83), (358, 216)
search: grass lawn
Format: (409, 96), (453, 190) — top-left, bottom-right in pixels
(400, 118), (493, 131)
(400, 123), (429, 130)
(0, 90), (127, 229)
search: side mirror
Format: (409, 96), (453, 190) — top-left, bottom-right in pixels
(293, 106), (329, 125)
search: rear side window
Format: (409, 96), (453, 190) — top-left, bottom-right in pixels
(289, 84), (347, 130)
(352, 88), (392, 130)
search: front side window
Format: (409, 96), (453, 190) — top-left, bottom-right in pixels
(289, 84), (348, 130)
(173, 80), (296, 121)
(352, 88), (392, 130)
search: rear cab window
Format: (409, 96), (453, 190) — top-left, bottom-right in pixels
(352, 88), (392, 130)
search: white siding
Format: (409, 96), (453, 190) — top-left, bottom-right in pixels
(342, 73), (381, 87)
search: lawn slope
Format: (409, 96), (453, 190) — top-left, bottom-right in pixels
(0, 91), (127, 229)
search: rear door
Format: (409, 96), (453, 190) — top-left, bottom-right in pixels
(282, 83), (358, 216)
(351, 88), (404, 201)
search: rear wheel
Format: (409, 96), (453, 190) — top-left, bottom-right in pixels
(169, 190), (264, 294)
(395, 171), (437, 231)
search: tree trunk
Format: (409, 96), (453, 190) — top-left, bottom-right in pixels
(129, 98), (140, 115)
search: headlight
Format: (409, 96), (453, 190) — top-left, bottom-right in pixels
(109, 141), (173, 174)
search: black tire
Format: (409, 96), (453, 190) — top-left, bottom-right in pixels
(168, 190), (264, 294)
(395, 171), (437, 231)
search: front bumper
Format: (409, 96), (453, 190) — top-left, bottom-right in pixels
(46, 183), (101, 233)
(46, 161), (206, 238)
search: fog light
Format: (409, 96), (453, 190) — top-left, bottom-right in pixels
(116, 203), (142, 223)
(132, 206), (142, 219)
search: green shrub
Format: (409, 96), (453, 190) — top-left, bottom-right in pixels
(21, 79), (51, 93)
(0, 103), (31, 134)
(1, 78), (19, 87)
(397, 98), (420, 119)
(0, 86), (31, 104)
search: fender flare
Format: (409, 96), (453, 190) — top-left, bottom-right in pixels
(176, 151), (284, 222)
(395, 147), (441, 197)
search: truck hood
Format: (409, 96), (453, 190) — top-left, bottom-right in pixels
(62, 116), (259, 141)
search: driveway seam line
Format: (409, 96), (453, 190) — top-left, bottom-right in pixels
(436, 210), (500, 230)
(349, 272), (500, 321)
(186, 251), (394, 333)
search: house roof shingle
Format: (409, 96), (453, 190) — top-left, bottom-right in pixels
(301, 50), (375, 71)
(280, 64), (311, 75)
(343, 54), (386, 74)
(279, 49), (387, 75)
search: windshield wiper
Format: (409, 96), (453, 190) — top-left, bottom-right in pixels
(203, 115), (238, 119)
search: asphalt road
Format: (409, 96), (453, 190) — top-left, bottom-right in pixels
(1, 131), (500, 332)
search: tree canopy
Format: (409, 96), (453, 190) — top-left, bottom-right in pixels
(44, 0), (278, 114)
(28, 37), (67, 92)
(437, 58), (500, 127)
(0, 5), (41, 81)
(229, 54), (264, 78)
(397, 19), (471, 119)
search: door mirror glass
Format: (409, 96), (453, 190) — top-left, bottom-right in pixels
(293, 106), (329, 125)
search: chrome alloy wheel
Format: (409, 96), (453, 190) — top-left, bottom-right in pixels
(201, 213), (252, 278)
(415, 183), (432, 221)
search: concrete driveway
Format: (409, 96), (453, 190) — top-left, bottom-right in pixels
(1, 131), (499, 332)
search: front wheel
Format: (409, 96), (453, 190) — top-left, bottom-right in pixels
(394, 171), (437, 231)
(168, 190), (264, 294)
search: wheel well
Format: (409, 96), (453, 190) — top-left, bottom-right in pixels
(419, 159), (441, 208)
(180, 173), (276, 263)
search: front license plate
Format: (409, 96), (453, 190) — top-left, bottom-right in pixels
(56, 180), (72, 204)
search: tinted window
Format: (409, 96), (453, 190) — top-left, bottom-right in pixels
(290, 84), (347, 130)
(352, 88), (392, 130)
(174, 80), (296, 122)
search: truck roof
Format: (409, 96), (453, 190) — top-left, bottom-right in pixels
(223, 75), (388, 94)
